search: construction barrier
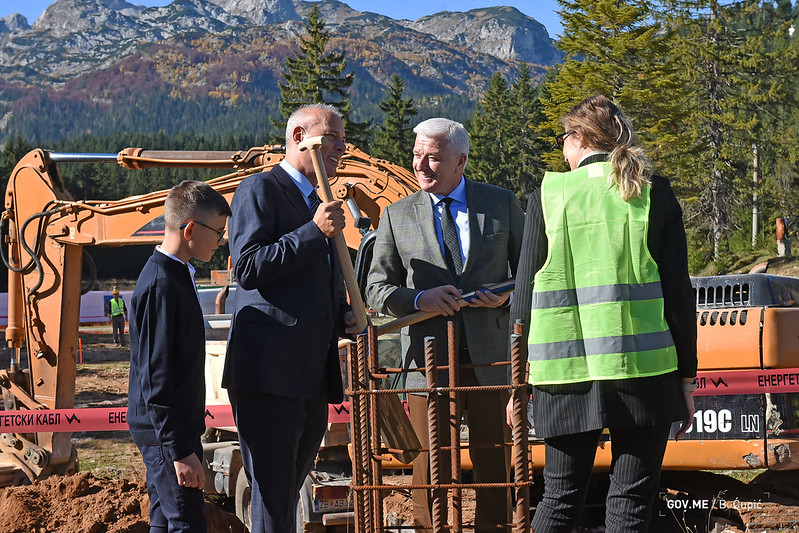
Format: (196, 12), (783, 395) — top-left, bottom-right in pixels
(4, 368), (798, 433)
(695, 368), (799, 396)
(0, 402), (352, 433)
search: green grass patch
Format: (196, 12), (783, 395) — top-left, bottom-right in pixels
(73, 433), (143, 480)
(711, 468), (767, 484)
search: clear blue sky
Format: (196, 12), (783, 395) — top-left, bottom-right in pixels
(1, 0), (564, 38)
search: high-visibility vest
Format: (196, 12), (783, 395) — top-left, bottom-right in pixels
(110, 297), (125, 317)
(527, 162), (678, 386)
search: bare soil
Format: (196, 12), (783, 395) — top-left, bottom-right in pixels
(381, 476), (476, 527)
(0, 471), (148, 533)
(0, 327), (245, 533)
(0, 470), (246, 533)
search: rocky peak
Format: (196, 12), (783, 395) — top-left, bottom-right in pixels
(139, 0), (247, 31)
(206, 0), (299, 25)
(29, 0), (248, 42)
(0, 13), (31, 33)
(400, 6), (562, 65)
(32, 0), (140, 37)
(100, 0), (143, 16)
(296, 0), (404, 30)
(296, 0), (364, 21)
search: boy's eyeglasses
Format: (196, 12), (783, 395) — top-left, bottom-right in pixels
(179, 220), (226, 242)
(555, 131), (575, 149)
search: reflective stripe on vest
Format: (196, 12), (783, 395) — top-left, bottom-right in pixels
(527, 162), (677, 385)
(110, 298), (125, 316)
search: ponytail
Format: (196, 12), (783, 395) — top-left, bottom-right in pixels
(609, 144), (652, 201)
(563, 95), (651, 200)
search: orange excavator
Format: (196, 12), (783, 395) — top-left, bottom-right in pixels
(0, 145), (417, 495)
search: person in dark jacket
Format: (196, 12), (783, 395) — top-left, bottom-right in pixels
(222, 104), (358, 533)
(128, 180), (231, 533)
(507, 95), (697, 533)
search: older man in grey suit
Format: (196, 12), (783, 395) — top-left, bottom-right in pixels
(366, 117), (525, 530)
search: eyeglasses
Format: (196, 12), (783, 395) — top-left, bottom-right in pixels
(179, 220), (226, 242)
(555, 131), (575, 149)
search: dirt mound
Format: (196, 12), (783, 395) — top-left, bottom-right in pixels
(0, 472), (148, 533)
(0, 471), (245, 533)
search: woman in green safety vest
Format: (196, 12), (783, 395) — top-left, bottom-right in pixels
(508, 95), (697, 532)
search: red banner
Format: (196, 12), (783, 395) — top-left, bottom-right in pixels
(4, 370), (798, 433)
(0, 402), (352, 433)
(695, 368), (799, 396)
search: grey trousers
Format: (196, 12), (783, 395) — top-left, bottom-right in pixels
(111, 315), (126, 346)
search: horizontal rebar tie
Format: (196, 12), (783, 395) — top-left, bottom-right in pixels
(346, 384), (523, 395)
(352, 482), (533, 490)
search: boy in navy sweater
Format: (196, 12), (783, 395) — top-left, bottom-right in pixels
(127, 180), (231, 533)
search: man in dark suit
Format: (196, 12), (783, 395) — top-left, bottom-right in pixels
(366, 118), (525, 530)
(222, 104), (357, 533)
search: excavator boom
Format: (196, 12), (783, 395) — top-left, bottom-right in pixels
(0, 145), (418, 484)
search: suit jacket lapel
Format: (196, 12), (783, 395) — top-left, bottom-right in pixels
(412, 192), (450, 273)
(274, 165), (333, 277)
(273, 165), (313, 221)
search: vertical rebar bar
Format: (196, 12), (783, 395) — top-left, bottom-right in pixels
(514, 320), (534, 490)
(511, 324), (530, 533)
(425, 336), (445, 532)
(367, 324), (384, 529)
(348, 341), (367, 533)
(448, 321), (462, 532)
(357, 334), (374, 530)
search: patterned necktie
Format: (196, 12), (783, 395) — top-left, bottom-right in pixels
(439, 197), (463, 277)
(308, 189), (322, 213)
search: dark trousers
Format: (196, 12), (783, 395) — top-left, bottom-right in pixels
(229, 387), (328, 533)
(532, 424), (671, 533)
(138, 444), (207, 533)
(111, 314), (126, 346)
(409, 365), (511, 531)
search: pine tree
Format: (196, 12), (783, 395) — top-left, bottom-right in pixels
(666, 0), (799, 260)
(277, 6), (350, 119)
(507, 64), (546, 198)
(274, 5), (371, 149)
(763, 2), (799, 248)
(469, 73), (513, 190)
(686, 0), (733, 261)
(541, 0), (691, 174)
(727, 1), (798, 248)
(470, 67), (548, 197)
(0, 134), (33, 190)
(371, 75), (417, 170)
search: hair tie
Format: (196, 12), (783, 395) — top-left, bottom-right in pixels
(614, 114), (625, 143)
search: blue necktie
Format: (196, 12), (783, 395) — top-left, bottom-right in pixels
(308, 189), (322, 213)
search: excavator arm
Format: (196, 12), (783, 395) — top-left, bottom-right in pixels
(0, 145), (418, 484)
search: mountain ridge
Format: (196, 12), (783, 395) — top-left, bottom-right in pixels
(0, 0), (562, 143)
